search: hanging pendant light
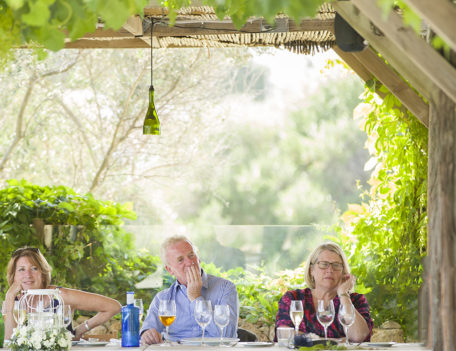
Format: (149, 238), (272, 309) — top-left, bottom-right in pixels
(143, 19), (160, 135)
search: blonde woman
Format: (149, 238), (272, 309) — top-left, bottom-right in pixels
(275, 242), (373, 342)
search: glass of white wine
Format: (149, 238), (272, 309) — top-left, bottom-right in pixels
(316, 299), (334, 340)
(158, 300), (176, 346)
(13, 301), (27, 326)
(290, 300), (303, 334)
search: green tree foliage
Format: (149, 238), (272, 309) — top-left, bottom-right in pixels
(339, 85), (428, 340)
(0, 179), (158, 305)
(0, 0), (148, 62)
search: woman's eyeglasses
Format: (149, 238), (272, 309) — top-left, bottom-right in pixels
(314, 261), (344, 271)
(12, 247), (40, 257)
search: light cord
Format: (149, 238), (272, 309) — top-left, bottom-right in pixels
(150, 19), (154, 86)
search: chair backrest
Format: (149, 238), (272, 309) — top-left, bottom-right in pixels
(237, 328), (258, 342)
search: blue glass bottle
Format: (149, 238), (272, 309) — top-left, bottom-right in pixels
(121, 292), (140, 347)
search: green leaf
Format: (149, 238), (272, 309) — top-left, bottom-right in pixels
(5, 0), (25, 10)
(98, 0), (130, 29)
(21, 0), (53, 26)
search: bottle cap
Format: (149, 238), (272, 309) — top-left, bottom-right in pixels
(127, 291), (135, 305)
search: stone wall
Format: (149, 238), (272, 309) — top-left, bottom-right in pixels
(76, 316), (405, 343)
(371, 321), (404, 342)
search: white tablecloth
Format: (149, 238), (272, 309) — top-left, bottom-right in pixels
(0, 342), (430, 351)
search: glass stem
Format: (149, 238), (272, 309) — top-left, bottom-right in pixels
(345, 326), (350, 346)
(166, 326), (169, 343)
(202, 327), (206, 346)
(324, 326), (328, 339)
(220, 327), (224, 342)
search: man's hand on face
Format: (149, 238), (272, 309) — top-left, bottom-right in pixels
(141, 328), (163, 345)
(186, 263), (203, 302)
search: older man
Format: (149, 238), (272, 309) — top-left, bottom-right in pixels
(140, 235), (239, 344)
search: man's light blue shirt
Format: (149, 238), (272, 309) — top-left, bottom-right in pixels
(141, 270), (239, 341)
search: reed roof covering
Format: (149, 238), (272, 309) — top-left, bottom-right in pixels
(65, 3), (336, 54)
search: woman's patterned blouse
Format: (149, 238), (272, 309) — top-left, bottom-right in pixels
(275, 288), (373, 341)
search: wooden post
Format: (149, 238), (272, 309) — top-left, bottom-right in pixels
(428, 89), (456, 351)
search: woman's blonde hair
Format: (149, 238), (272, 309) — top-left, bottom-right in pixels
(7, 247), (52, 288)
(304, 242), (350, 289)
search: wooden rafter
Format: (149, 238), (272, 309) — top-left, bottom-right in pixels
(332, 1), (433, 101)
(353, 47), (429, 126)
(122, 16), (143, 37)
(332, 46), (372, 82)
(403, 0), (456, 52)
(333, 46), (429, 127)
(351, 0), (456, 103)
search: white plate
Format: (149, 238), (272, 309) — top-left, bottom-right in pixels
(366, 342), (396, 348)
(76, 341), (109, 347)
(238, 342), (274, 347)
(180, 337), (239, 346)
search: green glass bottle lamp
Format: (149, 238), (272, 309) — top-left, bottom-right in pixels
(143, 22), (160, 135)
(143, 84), (160, 135)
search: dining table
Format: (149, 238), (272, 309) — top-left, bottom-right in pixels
(0, 341), (431, 351)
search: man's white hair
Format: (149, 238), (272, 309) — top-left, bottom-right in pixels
(160, 235), (197, 266)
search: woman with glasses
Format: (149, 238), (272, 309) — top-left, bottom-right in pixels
(2, 247), (121, 341)
(275, 242), (373, 342)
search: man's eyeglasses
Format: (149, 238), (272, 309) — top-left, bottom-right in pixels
(12, 247), (40, 257)
(314, 261), (344, 271)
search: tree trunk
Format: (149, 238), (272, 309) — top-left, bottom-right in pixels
(428, 89), (456, 351)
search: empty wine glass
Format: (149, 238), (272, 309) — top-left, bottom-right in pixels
(134, 299), (144, 323)
(214, 305), (230, 344)
(63, 305), (74, 328)
(289, 300), (303, 334)
(316, 299), (334, 340)
(338, 303), (355, 345)
(194, 299), (212, 346)
(158, 300), (176, 345)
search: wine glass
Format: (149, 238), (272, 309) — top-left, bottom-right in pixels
(316, 299), (334, 340)
(289, 300), (303, 334)
(158, 300), (176, 345)
(134, 299), (144, 323)
(63, 305), (74, 329)
(338, 303), (355, 345)
(194, 299), (212, 346)
(13, 300), (26, 326)
(214, 305), (230, 344)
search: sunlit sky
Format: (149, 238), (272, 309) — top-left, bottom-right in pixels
(226, 47), (358, 126)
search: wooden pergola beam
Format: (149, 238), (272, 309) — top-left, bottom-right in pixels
(353, 47), (429, 127)
(332, 46), (372, 82)
(351, 0), (456, 103)
(333, 46), (429, 127)
(64, 38), (150, 49)
(403, 0), (456, 52)
(332, 1), (433, 101)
